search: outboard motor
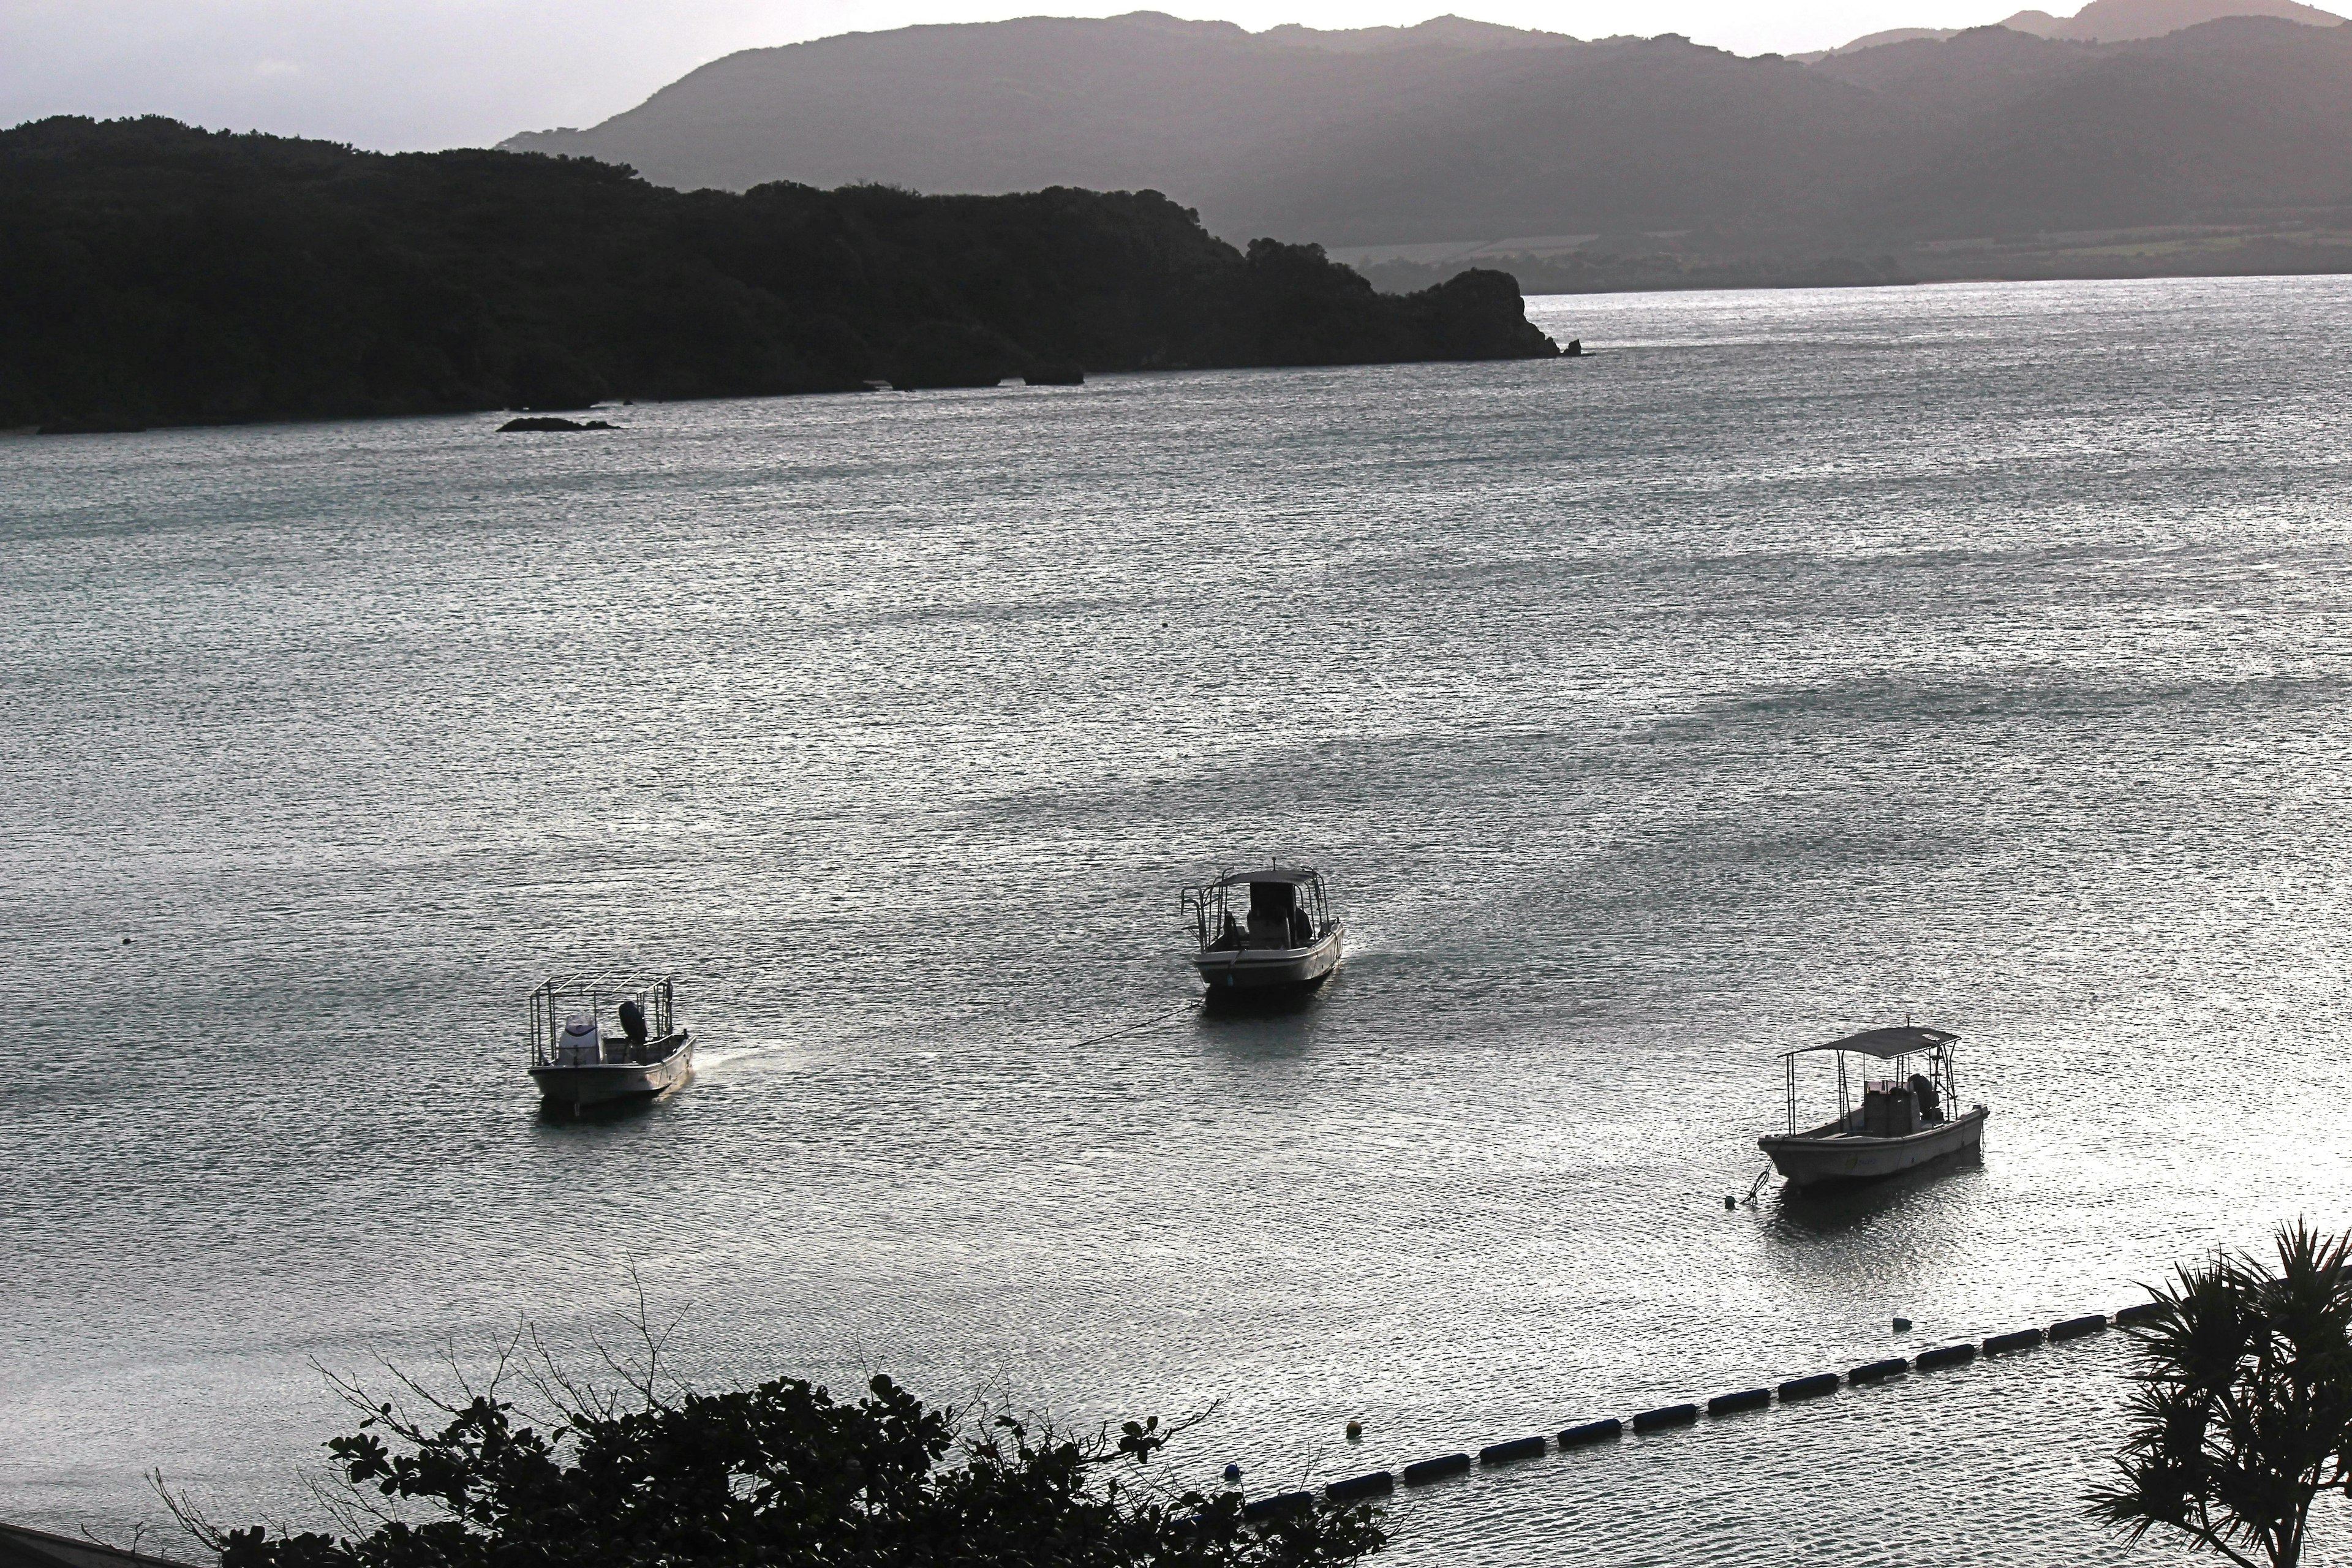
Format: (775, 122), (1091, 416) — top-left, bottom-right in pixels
(619, 998), (649, 1047)
(1909, 1072), (1943, 1122)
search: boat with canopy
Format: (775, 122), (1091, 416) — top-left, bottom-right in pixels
(1180, 864), (1343, 991)
(527, 971), (693, 1110)
(1757, 1023), (1986, 1187)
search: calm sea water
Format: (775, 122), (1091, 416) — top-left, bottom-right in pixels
(7, 275), (2352, 1566)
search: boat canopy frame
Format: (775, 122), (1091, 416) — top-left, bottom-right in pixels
(529, 971), (679, 1068)
(1180, 864), (1333, 953)
(1779, 1023), (1962, 1136)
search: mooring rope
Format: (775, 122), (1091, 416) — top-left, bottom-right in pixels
(1068, 1001), (1196, 1051)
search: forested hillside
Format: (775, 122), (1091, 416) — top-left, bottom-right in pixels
(0, 116), (1556, 433)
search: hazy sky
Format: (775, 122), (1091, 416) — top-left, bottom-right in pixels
(3, 0), (2040, 152)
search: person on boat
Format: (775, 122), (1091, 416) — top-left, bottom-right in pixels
(1288, 905), (1312, 946)
(1909, 1072), (1944, 1123)
(1209, 911), (1243, 951)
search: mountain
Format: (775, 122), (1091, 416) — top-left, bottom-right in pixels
(1804, 0), (2345, 53)
(1252, 15), (1572, 51)
(1796, 27), (1962, 60)
(1808, 19), (2352, 233)
(503, 13), (1585, 209)
(1997, 0), (2343, 40)
(0, 116), (1556, 434)
(500, 7), (2352, 279)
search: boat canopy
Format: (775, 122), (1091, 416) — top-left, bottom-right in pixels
(1212, 866), (1321, 888)
(1781, 1024), (1958, 1060)
(534, 968), (674, 997)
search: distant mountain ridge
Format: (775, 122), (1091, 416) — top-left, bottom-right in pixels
(1998, 0), (2342, 40)
(501, 0), (2352, 283)
(1799, 0), (2342, 58)
(1251, 14), (1574, 50)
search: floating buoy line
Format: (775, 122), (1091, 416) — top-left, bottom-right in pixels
(1232, 1299), (2164, 1523)
(1049, 998), (2151, 1525)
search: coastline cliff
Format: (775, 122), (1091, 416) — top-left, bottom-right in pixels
(0, 117), (1558, 434)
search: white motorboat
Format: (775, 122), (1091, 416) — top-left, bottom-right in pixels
(527, 971), (693, 1111)
(1757, 1023), (1987, 1188)
(1182, 864), (1343, 992)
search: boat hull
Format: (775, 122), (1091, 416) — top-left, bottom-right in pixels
(1759, 1105), (1988, 1187)
(532, 1035), (693, 1109)
(1194, 927), (1343, 991)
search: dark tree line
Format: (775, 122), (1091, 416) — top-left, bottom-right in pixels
(0, 116), (1557, 432)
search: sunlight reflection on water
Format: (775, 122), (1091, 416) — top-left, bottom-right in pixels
(4, 274), (2351, 1564)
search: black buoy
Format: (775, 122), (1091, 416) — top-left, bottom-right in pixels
(1242, 1491), (1313, 1523)
(1632, 1403), (1700, 1433)
(1892, 1316), (1912, 1332)
(1479, 1435), (1547, 1465)
(1400, 1453), (1471, 1485)
(1344, 1419), (1363, 1442)
(1724, 1195), (1736, 1210)
(1223, 1463), (1241, 1484)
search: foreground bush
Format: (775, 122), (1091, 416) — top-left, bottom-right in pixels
(179, 1353), (1384, 1568)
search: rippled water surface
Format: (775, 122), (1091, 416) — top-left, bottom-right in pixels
(8, 276), (2352, 1564)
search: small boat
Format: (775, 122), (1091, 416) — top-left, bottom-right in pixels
(1757, 1022), (1987, 1188)
(527, 971), (693, 1111)
(1182, 864), (1343, 991)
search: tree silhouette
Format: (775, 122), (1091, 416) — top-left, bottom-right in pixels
(158, 1312), (1385, 1568)
(2090, 1223), (2352, 1568)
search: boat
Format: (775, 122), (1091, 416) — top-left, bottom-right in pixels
(527, 971), (693, 1111)
(1181, 864), (1343, 991)
(1757, 1023), (1987, 1187)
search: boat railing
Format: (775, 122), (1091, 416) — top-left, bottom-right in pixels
(1781, 1035), (1962, 1138)
(1182, 865), (1333, 954)
(529, 973), (679, 1068)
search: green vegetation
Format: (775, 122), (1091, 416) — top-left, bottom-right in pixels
(0, 116), (1556, 434)
(168, 1348), (1385, 1568)
(2092, 1223), (2352, 1568)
